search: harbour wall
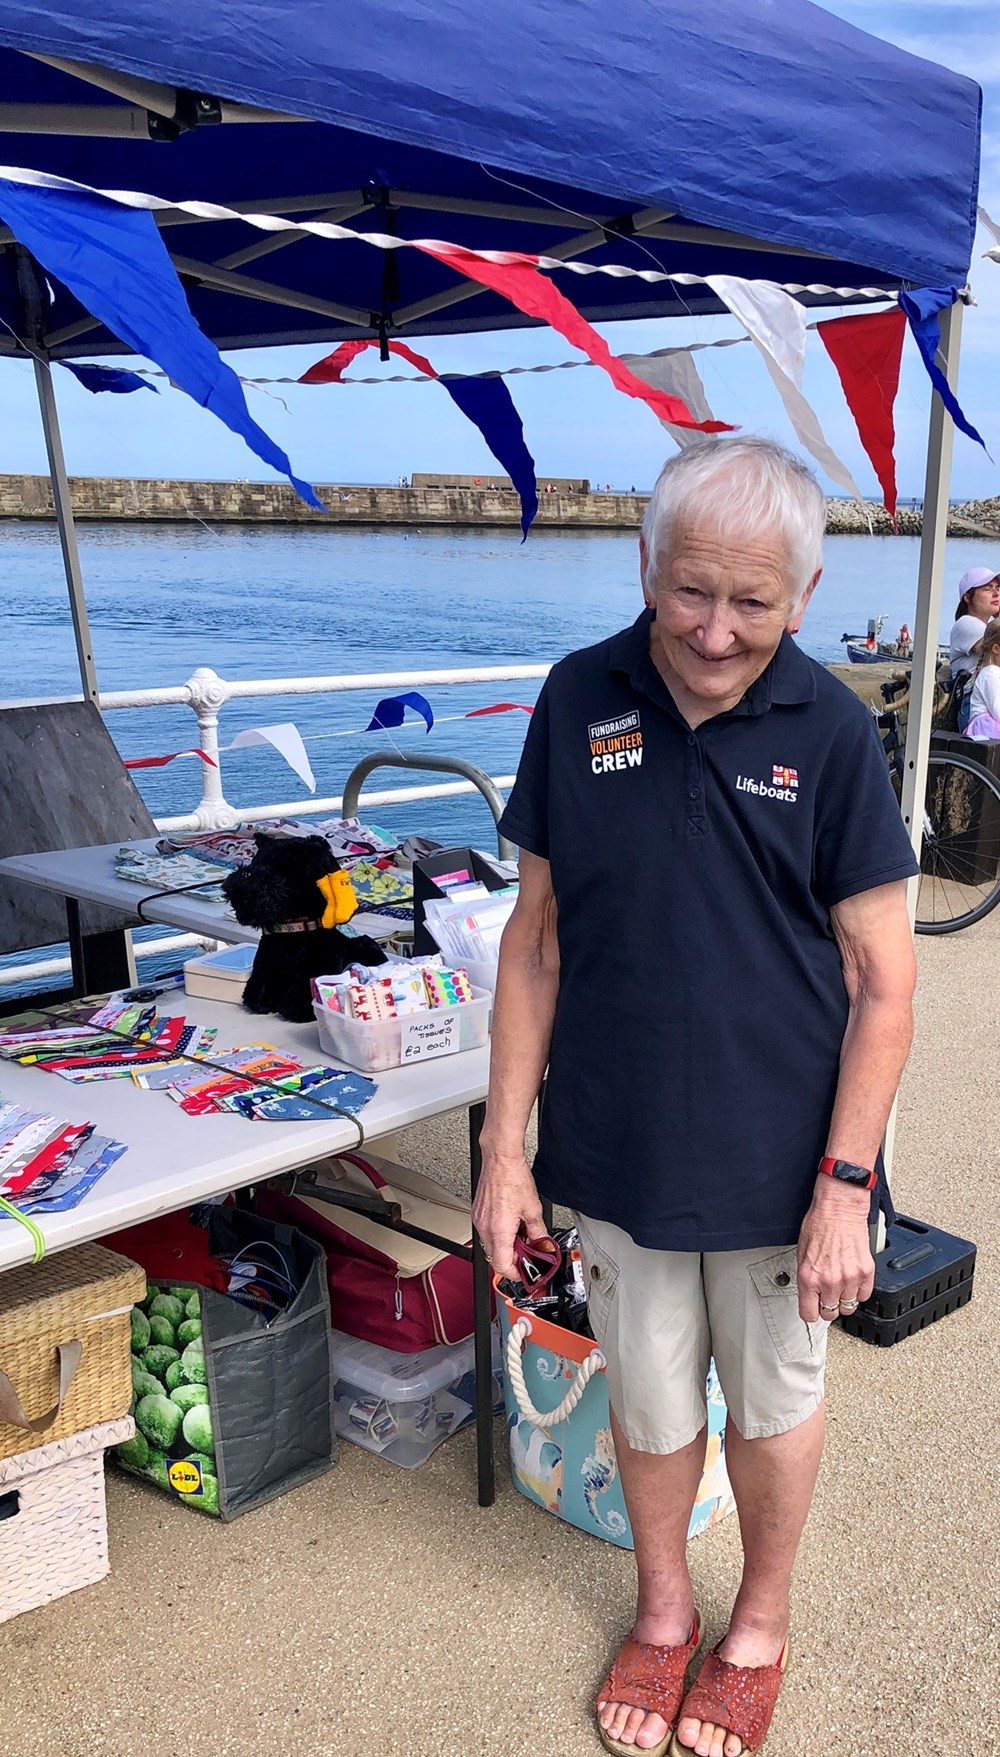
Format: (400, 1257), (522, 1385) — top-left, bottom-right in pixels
(0, 474), (997, 536)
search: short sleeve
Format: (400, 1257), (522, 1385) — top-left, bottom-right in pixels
(813, 706), (919, 908)
(950, 615), (984, 664)
(497, 681), (551, 858)
(979, 666), (1000, 720)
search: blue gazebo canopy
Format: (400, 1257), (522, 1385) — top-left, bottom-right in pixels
(0, 0), (982, 357)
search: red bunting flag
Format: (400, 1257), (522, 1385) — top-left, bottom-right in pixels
(816, 307), (906, 522)
(300, 339), (437, 383)
(416, 244), (735, 433)
(465, 703), (534, 716)
(124, 748), (216, 770)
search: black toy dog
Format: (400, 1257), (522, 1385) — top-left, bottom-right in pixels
(222, 832), (387, 1023)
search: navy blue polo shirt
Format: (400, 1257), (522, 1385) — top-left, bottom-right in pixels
(497, 609), (919, 1251)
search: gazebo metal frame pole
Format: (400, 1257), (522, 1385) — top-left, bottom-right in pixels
(14, 245), (99, 703)
(898, 296), (963, 868)
(32, 351), (99, 703)
(881, 295), (963, 1181)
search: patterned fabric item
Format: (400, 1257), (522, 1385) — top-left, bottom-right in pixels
(114, 847), (231, 897)
(347, 860), (414, 908)
(676, 1643), (788, 1753)
(596, 1615), (702, 1737)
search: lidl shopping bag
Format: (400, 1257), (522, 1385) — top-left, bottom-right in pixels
(114, 1207), (334, 1519)
(497, 1285), (735, 1549)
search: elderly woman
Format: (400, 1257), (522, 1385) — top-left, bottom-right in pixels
(475, 438), (919, 1757)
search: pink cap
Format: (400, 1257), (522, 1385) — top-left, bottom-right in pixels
(958, 566), (1000, 593)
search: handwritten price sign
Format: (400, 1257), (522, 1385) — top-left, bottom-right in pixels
(399, 1012), (460, 1063)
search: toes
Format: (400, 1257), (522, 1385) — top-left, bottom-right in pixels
(724, 1735), (744, 1757)
(622, 1708), (647, 1745)
(695, 1724), (714, 1757)
(675, 1716), (701, 1751)
(636, 1714), (669, 1750)
(605, 1702), (633, 1742)
(709, 1726), (727, 1757)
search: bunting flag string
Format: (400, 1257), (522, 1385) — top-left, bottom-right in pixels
(0, 165), (894, 300)
(303, 340), (538, 536)
(817, 307), (906, 521)
(122, 699), (535, 773)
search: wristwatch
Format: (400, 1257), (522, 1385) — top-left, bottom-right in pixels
(818, 1156), (877, 1192)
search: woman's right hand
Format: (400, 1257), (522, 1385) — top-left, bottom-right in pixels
(472, 1148), (546, 1280)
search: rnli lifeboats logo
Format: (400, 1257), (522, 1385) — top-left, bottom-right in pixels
(589, 711), (643, 775)
(736, 762), (799, 803)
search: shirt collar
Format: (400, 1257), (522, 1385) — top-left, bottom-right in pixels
(608, 610), (816, 717)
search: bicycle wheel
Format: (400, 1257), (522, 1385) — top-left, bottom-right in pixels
(911, 751), (1000, 934)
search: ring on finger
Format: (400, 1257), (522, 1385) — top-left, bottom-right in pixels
(819, 1302), (840, 1315)
(839, 1298), (860, 1312)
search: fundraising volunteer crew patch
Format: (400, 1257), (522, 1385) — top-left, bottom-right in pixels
(589, 711), (643, 774)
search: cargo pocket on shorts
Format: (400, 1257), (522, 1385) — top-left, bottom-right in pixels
(749, 1247), (823, 1365)
(575, 1219), (620, 1345)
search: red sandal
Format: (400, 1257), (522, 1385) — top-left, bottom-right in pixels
(596, 1612), (702, 1757)
(668, 1640), (789, 1756)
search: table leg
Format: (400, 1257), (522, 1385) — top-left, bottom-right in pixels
(66, 897), (135, 996)
(468, 1099), (495, 1509)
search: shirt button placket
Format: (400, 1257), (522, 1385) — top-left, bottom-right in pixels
(684, 735), (706, 837)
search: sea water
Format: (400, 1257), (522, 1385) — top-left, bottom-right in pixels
(1, 518), (995, 860)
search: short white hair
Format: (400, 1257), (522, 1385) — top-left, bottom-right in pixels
(641, 437), (825, 604)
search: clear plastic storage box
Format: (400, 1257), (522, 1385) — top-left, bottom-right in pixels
(313, 986), (491, 1073)
(330, 1326), (502, 1469)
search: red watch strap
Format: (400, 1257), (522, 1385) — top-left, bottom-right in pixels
(818, 1156), (877, 1192)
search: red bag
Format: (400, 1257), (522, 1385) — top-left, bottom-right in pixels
(254, 1153), (485, 1352)
(102, 1205), (232, 1292)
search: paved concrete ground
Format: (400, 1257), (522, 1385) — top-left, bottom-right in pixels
(2, 916), (997, 1757)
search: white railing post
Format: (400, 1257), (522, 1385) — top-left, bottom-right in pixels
(184, 667), (238, 828)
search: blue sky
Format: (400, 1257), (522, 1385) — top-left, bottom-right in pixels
(1, 0), (998, 501)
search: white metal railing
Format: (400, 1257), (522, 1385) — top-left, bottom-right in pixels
(0, 660), (546, 989)
(99, 661), (549, 831)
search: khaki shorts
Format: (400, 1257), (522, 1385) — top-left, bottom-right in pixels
(574, 1212), (828, 1453)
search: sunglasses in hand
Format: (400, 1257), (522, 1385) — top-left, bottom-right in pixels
(512, 1229), (561, 1291)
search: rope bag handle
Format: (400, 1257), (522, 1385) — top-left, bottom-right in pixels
(505, 1314), (606, 1430)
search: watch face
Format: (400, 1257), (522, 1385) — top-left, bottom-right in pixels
(831, 1159), (874, 1186)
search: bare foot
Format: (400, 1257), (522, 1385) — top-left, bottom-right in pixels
(596, 1607), (696, 1750)
(674, 1623), (787, 1757)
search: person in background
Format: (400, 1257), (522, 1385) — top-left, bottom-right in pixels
(950, 566), (1000, 729)
(964, 621), (1000, 740)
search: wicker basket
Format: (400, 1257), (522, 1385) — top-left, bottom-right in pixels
(0, 1244), (145, 1461)
(0, 1415), (134, 1624)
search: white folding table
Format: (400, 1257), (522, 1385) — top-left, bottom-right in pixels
(0, 845), (499, 1503)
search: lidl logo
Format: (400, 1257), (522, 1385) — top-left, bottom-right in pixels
(167, 1458), (204, 1497)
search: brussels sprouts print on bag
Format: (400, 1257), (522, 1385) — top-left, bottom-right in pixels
(112, 1208), (334, 1520)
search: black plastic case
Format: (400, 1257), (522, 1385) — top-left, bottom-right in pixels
(838, 1213), (976, 1347)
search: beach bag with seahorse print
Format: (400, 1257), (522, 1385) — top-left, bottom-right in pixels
(497, 1283), (734, 1549)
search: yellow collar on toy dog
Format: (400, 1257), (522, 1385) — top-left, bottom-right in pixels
(316, 869), (358, 928)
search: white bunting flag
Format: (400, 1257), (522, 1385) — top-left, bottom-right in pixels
(706, 274), (864, 501)
(619, 349), (719, 449)
(224, 723), (316, 793)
